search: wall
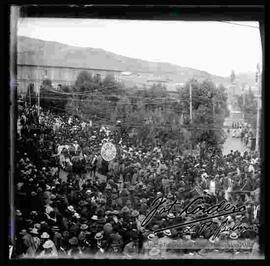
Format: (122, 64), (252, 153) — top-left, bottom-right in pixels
(17, 64), (121, 94)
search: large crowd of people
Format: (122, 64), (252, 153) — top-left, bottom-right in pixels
(231, 121), (255, 149)
(12, 101), (261, 258)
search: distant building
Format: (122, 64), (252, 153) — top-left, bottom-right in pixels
(17, 63), (122, 94)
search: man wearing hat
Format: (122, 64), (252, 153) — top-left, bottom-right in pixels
(94, 232), (107, 257)
(107, 232), (124, 255)
(68, 237), (82, 256)
(158, 230), (174, 258)
(123, 231), (140, 258)
(142, 233), (159, 256)
(24, 227), (40, 257)
(51, 226), (64, 253)
(38, 239), (58, 257)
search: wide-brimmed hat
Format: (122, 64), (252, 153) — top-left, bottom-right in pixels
(16, 210), (22, 216)
(91, 215), (98, 221)
(41, 232), (50, 239)
(163, 229), (172, 236)
(30, 228), (39, 235)
(95, 232), (103, 240)
(34, 223), (41, 230)
(73, 212), (81, 219)
(147, 233), (157, 240)
(229, 232), (239, 240)
(167, 213), (175, 219)
(131, 210), (139, 217)
(69, 236), (78, 245)
(19, 229), (27, 235)
(149, 247), (160, 256)
(80, 224), (88, 230)
(105, 210), (112, 215)
(156, 192), (162, 197)
(121, 206), (130, 213)
(112, 210), (120, 216)
(67, 205), (75, 212)
(43, 240), (54, 249)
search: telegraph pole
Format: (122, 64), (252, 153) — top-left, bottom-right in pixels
(189, 82), (193, 153)
(37, 85), (40, 118)
(212, 97), (215, 121)
(189, 82), (192, 121)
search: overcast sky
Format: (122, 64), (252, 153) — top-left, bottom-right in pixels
(17, 18), (262, 77)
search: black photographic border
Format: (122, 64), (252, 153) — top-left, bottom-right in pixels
(0, 1), (268, 265)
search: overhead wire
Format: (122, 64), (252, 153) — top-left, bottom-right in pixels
(217, 21), (259, 29)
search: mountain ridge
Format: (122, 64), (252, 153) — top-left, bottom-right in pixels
(17, 36), (256, 88)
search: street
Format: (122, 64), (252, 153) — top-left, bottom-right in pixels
(222, 114), (249, 155)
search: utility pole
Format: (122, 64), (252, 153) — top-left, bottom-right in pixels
(189, 82), (193, 154)
(212, 97), (215, 121)
(242, 89), (245, 121)
(189, 82), (193, 121)
(37, 85), (40, 118)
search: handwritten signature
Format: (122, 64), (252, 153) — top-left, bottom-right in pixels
(141, 196), (247, 235)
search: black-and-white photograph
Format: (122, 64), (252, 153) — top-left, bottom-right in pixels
(9, 6), (264, 259)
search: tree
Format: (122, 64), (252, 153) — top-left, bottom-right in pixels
(179, 79), (228, 152)
(74, 71), (94, 93)
(236, 88), (257, 128)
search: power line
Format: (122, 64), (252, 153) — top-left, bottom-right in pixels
(38, 93), (228, 104)
(218, 21), (259, 29)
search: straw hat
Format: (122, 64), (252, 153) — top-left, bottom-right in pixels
(30, 228), (39, 235)
(16, 210), (22, 216)
(163, 229), (172, 236)
(69, 236), (78, 246)
(167, 213), (175, 219)
(229, 232), (239, 240)
(34, 223), (41, 230)
(19, 229), (27, 235)
(73, 213), (81, 219)
(91, 215), (98, 221)
(147, 233), (157, 240)
(80, 224), (88, 230)
(94, 232), (103, 240)
(67, 205), (75, 212)
(112, 210), (120, 216)
(41, 232), (50, 239)
(131, 210), (140, 218)
(43, 240), (54, 249)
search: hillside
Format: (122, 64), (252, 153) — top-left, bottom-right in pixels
(17, 36), (255, 89)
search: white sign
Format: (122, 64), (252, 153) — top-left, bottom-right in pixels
(101, 142), (117, 161)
